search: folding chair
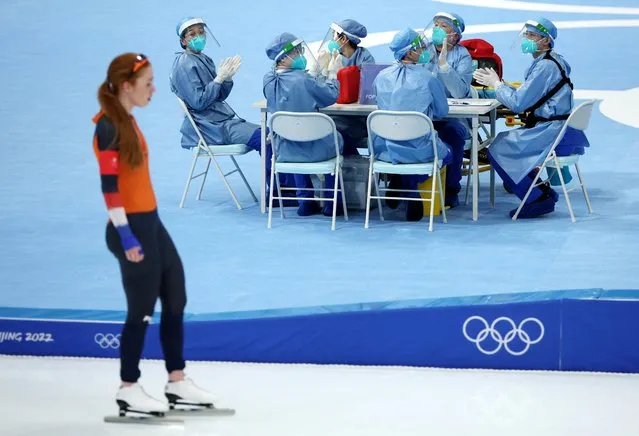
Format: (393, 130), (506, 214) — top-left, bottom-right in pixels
(364, 110), (447, 232)
(176, 97), (257, 210)
(462, 86), (495, 206)
(267, 111), (348, 231)
(512, 99), (596, 222)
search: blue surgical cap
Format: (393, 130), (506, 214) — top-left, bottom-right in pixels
(334, 19), (368, 45)
(525, 17), (557, 47)
(433, 12), (465, 37)
(389, 28), (423, 61)
(176, 16), (205, 37)
(266, 32), (299, 62)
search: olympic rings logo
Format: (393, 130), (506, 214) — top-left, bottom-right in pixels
(462, 316), (544, 356)
(94, 333), (121, 349)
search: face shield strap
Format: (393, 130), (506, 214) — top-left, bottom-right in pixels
(330, 23), (358, 42)
(275, 38), (303, 62)
(521, 20), (555, 43)
(434, 12), (461, 30)
(180, 20), (221, 48)
(401, 35), (426, 55)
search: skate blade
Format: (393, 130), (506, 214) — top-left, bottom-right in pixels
(104, 415), (184, 425)
(167, 407), (236, 417)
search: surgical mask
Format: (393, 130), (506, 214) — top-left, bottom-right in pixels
(188, 35), (206, 52)
(417, 50), (431, 64)
(290, 55), (307, 70)
(521, 38), (538, 54)
(432, 27), (447, 46)
(327, 40), (341, 54)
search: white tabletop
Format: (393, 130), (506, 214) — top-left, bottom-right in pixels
(252, 98), (501, 116)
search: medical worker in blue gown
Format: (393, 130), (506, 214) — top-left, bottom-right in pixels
(372, 28), (453, 222)
(169, 17), (294, 203)
(318, 19), (376, 156)
(473, 18), (589, 218)
(263, 32), (345, 217)
(423, 12), (473, 207)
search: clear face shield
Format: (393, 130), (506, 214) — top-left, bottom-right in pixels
(399, 33), (436, 66)
(511, 20), (553, 54)
(423, 13), (461, 48)
(406, 33), (436, 65)
(180, 19), (221, 52)
(275, 38), (318, 72)
(315, 22), (353, 57)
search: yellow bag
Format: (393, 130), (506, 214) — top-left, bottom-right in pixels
(417, 167), (447, 216)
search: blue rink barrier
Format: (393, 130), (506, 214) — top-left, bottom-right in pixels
(1, 290), (639, 373)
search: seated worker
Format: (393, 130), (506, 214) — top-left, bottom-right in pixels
(169, 16), (294, 203)
(318, 19), (376, 156)
(473, 17), (589, 219)
(263, 32), (345, 217)
(372, 28), (453, 222)
(425, 11), (473, 207)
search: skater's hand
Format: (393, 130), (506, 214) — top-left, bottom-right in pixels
(125, 245), (144, 263)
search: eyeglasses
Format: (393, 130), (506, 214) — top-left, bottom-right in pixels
(129, 54), (149, 77)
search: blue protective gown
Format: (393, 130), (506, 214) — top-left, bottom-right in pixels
(170, 51), (260, 149)
(263, 69), (343, 163)
(341, 46), (375, 67)
(372, 63), (450, 164)
(435, 44), (474, 99)
(263, 68), (345, 212)
(488, 50), (588, 184)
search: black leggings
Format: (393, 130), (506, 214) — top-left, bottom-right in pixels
(106, 211), (186, 383)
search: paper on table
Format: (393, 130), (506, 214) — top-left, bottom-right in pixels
(448, 99), (495, 106)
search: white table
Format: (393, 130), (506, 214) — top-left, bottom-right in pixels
(252, 99), (501, 221)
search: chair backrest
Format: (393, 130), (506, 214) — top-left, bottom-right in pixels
(176, 97), (208, 146)
(547, 99), (596, 156)
(567, 99), (596, 132)
(268, 111), (340, 160)
(366, 110), (439, 163)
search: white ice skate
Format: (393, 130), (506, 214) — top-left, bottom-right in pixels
(164, 378), (235, 417)
(104, 384), (182, 425)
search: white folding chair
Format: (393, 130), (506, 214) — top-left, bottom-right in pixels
(462, 86), (495, 206)
(176, 97), (257, 210)
(364, 110), (447, 232)
(512, 100), (595, 222)
(268, 111), (348, 231)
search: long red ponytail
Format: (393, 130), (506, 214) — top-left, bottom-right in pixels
(97, 53), (150, 168)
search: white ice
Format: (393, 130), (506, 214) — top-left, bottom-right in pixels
(2, 355), (639, 436)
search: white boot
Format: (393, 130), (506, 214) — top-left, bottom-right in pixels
(116, 383), (169, 414)
(165, 378), (218, 407)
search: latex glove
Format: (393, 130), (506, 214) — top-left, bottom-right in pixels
(226, 55), (242, 77)
(318, 49), (331, 74)
(438, 41), (449, 69)
(214, 57), (233, 83)
(327, 51), (343, 80)
(473, 67), (502, 89)
(311, 49), (330, 77)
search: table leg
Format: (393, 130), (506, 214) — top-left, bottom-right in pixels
(260, 110), (267, 214)
(489, 108), (497, 208)
(472, 115), (479, 221)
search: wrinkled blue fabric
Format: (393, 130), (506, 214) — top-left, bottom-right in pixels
(372, 63), (450, 164)
(489, 50), (588, 183)
(263, 68), (343, 163)
(341, 47), (375, 67)
(170, 51), (258, 149)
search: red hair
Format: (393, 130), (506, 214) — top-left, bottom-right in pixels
(97, 53), (151, 168)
